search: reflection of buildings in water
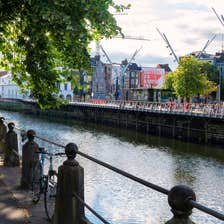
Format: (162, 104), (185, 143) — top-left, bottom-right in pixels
(173, 157), (198, 186)
(174, 167), (196, 185)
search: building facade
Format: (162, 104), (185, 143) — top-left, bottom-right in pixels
(0, 70), (74, 101)
(122, 63), (141, 100)
(58, 82), (73, 101)
(0, 71), (30, 99)
(91, 55), (107, 100)
(127, 65), (171, 102)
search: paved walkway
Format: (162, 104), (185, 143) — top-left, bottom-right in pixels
(0, 155), (49, 224)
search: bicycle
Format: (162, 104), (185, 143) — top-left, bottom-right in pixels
(31, 147), (64, 222)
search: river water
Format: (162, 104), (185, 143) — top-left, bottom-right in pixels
(1, 110), (223, 224)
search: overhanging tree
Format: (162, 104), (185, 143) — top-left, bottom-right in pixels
(0, 0), (130, 108)
(164, 56), (217, 100)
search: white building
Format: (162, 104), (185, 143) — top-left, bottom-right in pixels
(57, 82), (73, 101)
(0, 70), (74, 102)
(0, 71), (29, 99)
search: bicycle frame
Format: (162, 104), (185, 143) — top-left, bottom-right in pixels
(31, 149), (64, 221)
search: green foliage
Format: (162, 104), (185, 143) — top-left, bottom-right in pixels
(164, 56), (217, 99)
(199, 61), (219, 84)
(0, 0), (129, 109)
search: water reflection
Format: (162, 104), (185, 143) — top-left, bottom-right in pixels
(0, 110), (223, 224)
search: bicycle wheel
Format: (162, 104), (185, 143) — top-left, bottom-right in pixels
(44, 172), (57, 222)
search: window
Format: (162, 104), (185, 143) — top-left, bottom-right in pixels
(64, 83), (68, 90)
(131, 72), (135, 78)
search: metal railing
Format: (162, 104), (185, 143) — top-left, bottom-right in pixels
(34, 134), (224, 222)
(3, 119), (224, 223)
(71, 100), (224, 118)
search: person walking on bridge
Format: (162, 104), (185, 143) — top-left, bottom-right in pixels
(3, 122), (20, 167)
(20, 129), (39, 189)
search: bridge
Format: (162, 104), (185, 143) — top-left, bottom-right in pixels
(0, 98), (224, 145)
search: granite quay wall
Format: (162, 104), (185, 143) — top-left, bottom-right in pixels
(0, 99), (224, 145)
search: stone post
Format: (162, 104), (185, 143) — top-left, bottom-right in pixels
(0, 117), (7, 153)
(4, 122), (20, 167)
(52, 143), (89, 224)
(165, 185), (197, 224)
(20, 129), (39, 189)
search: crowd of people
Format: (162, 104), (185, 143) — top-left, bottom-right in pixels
(105, 101), (224, 116)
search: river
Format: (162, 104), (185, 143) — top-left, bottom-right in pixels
(1, 110), (223, 224)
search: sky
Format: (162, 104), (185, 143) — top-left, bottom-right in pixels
(90, 0), (224, 70)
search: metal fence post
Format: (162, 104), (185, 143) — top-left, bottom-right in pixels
(52, 143), (89, 224)
(165, 185), (197, 224)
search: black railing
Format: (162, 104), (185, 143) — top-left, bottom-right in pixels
(4, 120), (224, 223)
(27, 131), (224, 222)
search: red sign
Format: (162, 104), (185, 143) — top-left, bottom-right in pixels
(141, 68), (165, 89)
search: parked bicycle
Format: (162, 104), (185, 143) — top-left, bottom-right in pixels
(31, 147), (64, 222)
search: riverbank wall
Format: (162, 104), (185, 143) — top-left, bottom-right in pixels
(0, 99), (224, 145)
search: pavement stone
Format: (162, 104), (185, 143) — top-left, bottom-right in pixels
(0, 154), (49, 224)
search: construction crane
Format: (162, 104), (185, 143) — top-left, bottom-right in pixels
(197, 34), (217, 59)
(156, 28), (179, 63)
(212, 7), (224, 28)
(157, 27), (216, 62)
(96, 34), (151, 56)
(100, 45), (142, 99)
(115, 35), (151, 42)
(100, 44), (142, 79)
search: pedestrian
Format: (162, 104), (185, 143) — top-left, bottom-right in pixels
(0, 117), (7, 153)
(4, 122), (20, 167)
(20, 129), (39, 189)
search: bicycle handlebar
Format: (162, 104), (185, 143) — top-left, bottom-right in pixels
(35, 151), (65, 156)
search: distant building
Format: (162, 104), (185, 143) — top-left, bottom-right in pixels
(156, 64), (172, 74)
(121, 64), (171, 102)
(122, 63), (141, 100)
(0, 71), (30, 99)
(186, 51), (215, 64)
(0, 70), (74, 101)
(104, 64), (112, 98)
(111, 65), (121, 100)
(58, 82), (73, 101)
(91, 55), (107, 99)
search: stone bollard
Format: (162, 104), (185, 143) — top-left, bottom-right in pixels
(20, 129), (39, 189)
(4, 122), (20, 167)
(0, 117), (7, 153)
(165, 185), (196, 224)
(52, 143), (89, 224)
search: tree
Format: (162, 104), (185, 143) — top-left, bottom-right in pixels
(164, 56), (217, 100)
(199, 61), (219, 84)
(0, 1), (130, 108)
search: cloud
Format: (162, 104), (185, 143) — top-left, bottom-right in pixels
(91, 0), (224, 70)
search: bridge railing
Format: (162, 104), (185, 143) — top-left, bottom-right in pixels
(16, 98), (224, 118)
(4, 119), (222, 224)
(71, 100), (224, 118)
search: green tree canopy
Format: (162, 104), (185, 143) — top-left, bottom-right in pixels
(164, 56), (217, 99)
(199, 60), (219, 84)
(0, 0), (129, 108)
